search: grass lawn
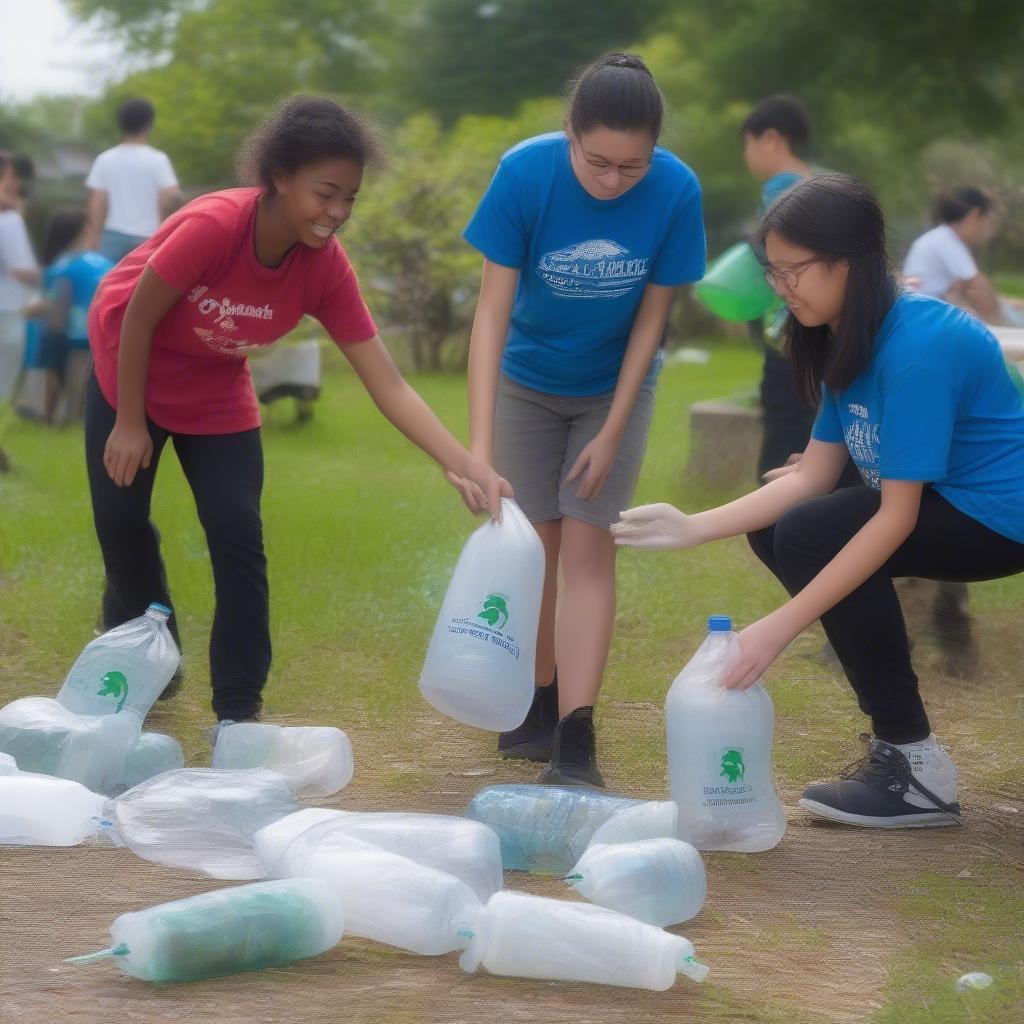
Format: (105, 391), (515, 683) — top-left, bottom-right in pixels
(1, 342), (1021, 1022)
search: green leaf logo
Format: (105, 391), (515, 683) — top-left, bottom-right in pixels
(97, 670), (129, 714)
(719, 749), (745, 784)
(477, 594), (509, 630)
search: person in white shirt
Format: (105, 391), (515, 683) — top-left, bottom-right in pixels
(0, 152), (40, 402)
(902, 187), (1011, 324)
(86, 98), (183, 264)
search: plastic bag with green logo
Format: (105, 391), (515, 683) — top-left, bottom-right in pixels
(419, 498), (545, 731)
(666, 616), (786, 852)
(56, 603), (179, 721)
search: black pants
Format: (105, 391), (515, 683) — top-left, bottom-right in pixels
(84, 373), (269, 720)
(747, 485), (1024, 744)
(758, 347), (816, 479)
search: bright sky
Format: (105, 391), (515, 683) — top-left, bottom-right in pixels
(0, 0), (122, 101)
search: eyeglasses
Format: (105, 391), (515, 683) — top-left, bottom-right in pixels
(573, 140), (652, 180)
(763, 256), (824, 290)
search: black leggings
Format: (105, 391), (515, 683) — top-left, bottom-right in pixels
(84, 373), (269, 721)
(748, 485), (1024, 743)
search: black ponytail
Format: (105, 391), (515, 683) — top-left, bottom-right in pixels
(566, 52), (664, 140)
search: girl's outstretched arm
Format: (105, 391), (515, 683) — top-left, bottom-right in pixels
(611, 439), (851, 549)
(343, 334), (512, 518)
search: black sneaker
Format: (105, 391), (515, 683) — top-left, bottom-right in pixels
(498, 675), (558, 762)
(799, 736), (962, 828)
(537, 706), (605, 789)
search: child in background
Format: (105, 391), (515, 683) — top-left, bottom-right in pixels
(38, 211), (113, 422)
(740, 95), (815, 479)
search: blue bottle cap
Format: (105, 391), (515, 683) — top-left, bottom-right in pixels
(708, 615), (732, 632)
(147, 602), (173, 616)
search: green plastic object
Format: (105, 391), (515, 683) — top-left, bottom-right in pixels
(66, 879), (344, 982)
(695, 243), (777, 323)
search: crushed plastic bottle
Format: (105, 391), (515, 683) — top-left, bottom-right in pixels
(255, 807), (502, 902)
(464, 784), (678, 874)
(212, 722), (353, 798)
(565, 838), (707, 926)
(119, 732), (186, 792)
(459, 891), (708, 990)
(109, 768), (299, 879)
(0, 773), (112, 846)
(667, 616), (786, 852)
(0, 696), (140, 794)
(419, 498), (545, 731)
(955, 972), (994, 993)
(265, 827), (480, 955)
(56, 603), (179, 721)
(66, 879), (344, 982)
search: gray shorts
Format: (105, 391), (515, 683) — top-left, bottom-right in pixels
(493, 373), (656, 531)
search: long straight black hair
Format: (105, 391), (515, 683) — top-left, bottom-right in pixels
(758, 173), (899, 406)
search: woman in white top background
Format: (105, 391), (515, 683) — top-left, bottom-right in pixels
(902, 186), (1022, 326)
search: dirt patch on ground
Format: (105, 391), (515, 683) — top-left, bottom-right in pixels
(3, 688), (1022, 1024)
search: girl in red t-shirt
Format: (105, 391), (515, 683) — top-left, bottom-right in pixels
(86, 95), (510, 728)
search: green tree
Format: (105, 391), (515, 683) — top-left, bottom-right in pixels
(395, 0), (670, 121)
(344, 101), (560, 371)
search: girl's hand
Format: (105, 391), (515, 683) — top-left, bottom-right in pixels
(720, 615), (795, 689)
(104, 419), (153, 488)
(611, 503), (704, 550)
(565, 430), (621, 501)
(761, 452), (803, 483)
(445, 454), (513, 520)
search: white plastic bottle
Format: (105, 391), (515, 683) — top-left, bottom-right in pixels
(57, 603), (180, 720)
(0, 696), (140, 794)
(0, 774), (110, 846)
(212, 723), (353, 798)
(566, 837), (707, 926)
(255, 807), (503, 902)
(458, 891), (708, 990)
(266, 828), (480, 955)
(667, 615), (786, 852)
(419, 498), (545, 731)
(109, 767), (299, 879)
(66, 880), (344, 982)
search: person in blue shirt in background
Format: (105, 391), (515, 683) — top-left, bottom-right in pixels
(740, 95), (817, 480)
(36, 210), (113, 422)
(614, 174), (1024, 830)
(459, 52), (706, 787)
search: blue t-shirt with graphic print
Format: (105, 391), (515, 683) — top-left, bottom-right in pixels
(463, 133), (706, 395)
(812, 292), (1024, 542)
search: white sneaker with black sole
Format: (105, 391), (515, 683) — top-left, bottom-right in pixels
(799, 734), (962, 828)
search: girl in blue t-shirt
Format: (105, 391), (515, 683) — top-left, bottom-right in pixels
(614, 173), (1024, 829)
(35, 210), (113, 421)
(459, 52), (707, 787)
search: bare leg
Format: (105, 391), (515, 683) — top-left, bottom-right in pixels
(533, 519), (562, 687)
(555, 517), (617, 717)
